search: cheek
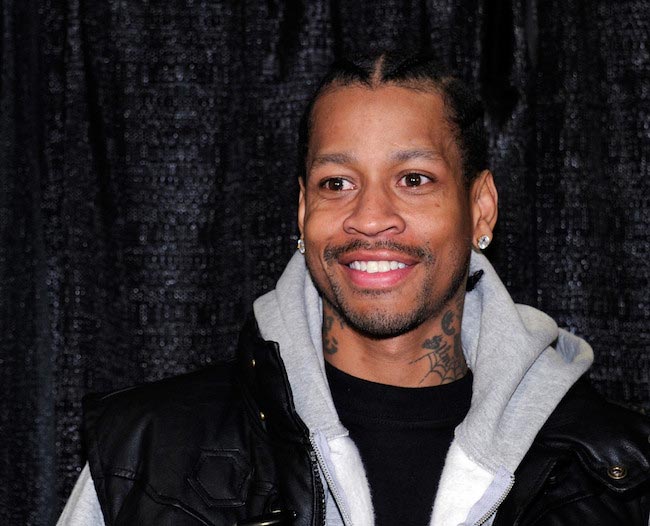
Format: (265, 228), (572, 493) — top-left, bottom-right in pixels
(303, 206), (339, 243)
(413, 205), (471, 241)
(302, 214), (330, 265)
(303, 238), (337, 296)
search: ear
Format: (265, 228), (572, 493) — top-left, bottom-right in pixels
(469, 170), (498, 249)
(298, 177), (306, 237)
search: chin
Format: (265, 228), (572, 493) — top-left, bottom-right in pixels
(336, 302), (433, 340)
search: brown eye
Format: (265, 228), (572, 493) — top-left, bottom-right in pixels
(321, 177), (354, 191)
(399, 173), (433, 187)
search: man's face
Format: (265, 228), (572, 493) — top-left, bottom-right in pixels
(299, 84), (477, 338)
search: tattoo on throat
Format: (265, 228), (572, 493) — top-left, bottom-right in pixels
(322, 314), (339, 355)
(441, 310), (455, 336)
(411, 309), (467, 384)
(322, 306), (347, 355)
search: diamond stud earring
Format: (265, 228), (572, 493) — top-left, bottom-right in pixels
(297, 238), (305, 254)
(477, 235), (491, 250)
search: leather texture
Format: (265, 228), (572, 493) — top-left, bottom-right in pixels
(493, 379), (650, 525)
(84, 319), (650, 525)
(83, 317), (323, 526)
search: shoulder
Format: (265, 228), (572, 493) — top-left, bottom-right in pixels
(83, 362), (248, 465)
(83, 362), (248, 458)
(83, 361), (241, 424)
(82, 362), (262, 521)
(538, 376), (650, 490)
(496, 377), (650, 525)
(83, 314), (267, 424)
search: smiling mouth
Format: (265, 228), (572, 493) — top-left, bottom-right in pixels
(348, 260), (409, 273)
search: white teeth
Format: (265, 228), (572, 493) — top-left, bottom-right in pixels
(348, 260), (408, 273)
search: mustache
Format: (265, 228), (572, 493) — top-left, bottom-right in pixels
(323, 239), (433, 263)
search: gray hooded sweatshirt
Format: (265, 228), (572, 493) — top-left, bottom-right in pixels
(57, 251), (594, 526)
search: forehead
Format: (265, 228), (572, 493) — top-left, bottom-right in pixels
(308, 84), (460, 171)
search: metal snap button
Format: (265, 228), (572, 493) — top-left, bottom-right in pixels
(607, 465), (627, 480)
(250, 358), (256, 368)
(259, 411), (266, 421)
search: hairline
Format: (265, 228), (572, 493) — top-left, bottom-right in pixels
(303, 78), (466, 184)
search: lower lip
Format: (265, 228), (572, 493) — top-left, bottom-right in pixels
(342, 264), (415, 289)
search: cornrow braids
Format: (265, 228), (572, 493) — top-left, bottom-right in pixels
(298, 50), (488, 187)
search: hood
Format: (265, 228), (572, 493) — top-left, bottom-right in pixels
(457, 252), (594, 474)
(253, 250), (345, 439)
(253, 250), (594, 525)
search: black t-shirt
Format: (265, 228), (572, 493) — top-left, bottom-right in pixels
(325, 361), (472, 526)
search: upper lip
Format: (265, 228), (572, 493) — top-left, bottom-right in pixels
(337, 250), (418, 266)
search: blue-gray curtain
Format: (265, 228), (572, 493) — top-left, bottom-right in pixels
(1, 1), (648, 523)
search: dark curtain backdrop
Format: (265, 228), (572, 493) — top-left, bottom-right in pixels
(1, 0), (648, 523)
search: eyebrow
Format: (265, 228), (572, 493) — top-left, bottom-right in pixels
(309, 148), (445, 170)
(310, 152), (357, 169)
(389, 149), (444, 163)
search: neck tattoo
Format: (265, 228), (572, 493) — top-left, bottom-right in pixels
(323, 309), (346, 355)
(411, 308), (468, 385)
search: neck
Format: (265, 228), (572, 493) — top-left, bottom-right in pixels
(322, 295), (468, 387)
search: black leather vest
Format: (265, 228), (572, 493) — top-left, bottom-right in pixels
(83, 318), (324, 525)
(83, 319), (650, 525)
(494, 379), (650, 525)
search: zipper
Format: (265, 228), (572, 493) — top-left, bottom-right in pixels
(309, 434), (353, 526)
(309, 449), (327, 526)
(473, 474), (515, 526)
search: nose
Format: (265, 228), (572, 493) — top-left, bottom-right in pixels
(342, 185), (406, 237)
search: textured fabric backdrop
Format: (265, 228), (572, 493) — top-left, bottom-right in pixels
(1, 0), (648, 523)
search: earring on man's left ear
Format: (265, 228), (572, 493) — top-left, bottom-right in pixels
(297, 238), (306, 254)
(477, 235), (491, 250)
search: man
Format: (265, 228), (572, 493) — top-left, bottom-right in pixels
(58, 52), (650, 525)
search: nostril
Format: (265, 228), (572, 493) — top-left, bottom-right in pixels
(342, 204), (406, 237)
